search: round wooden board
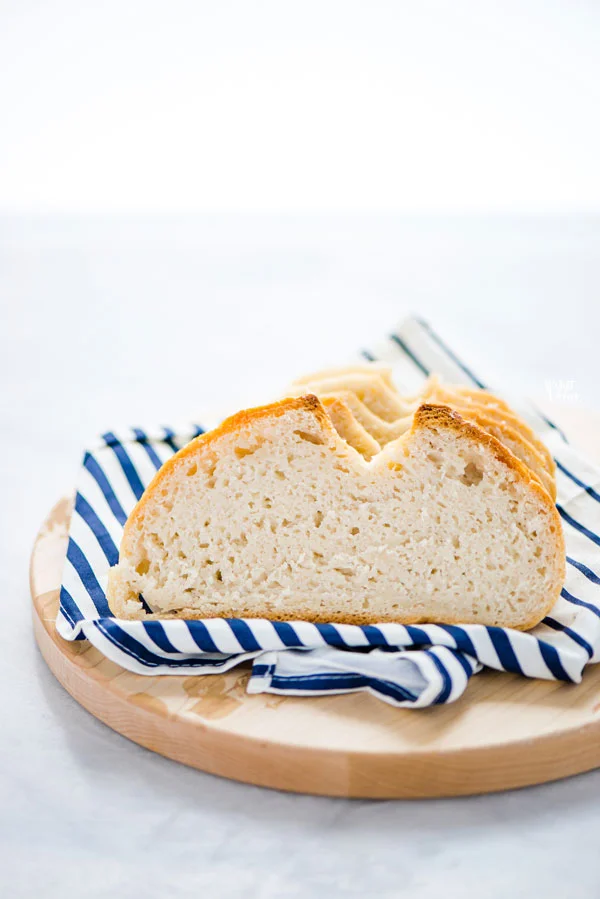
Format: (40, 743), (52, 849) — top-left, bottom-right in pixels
(31, 404), (600, 798)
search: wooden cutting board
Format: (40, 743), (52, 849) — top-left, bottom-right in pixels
(30, 404), (600, 798)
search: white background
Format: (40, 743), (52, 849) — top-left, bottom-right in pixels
(2, 3), (600, 898)
(1, 0), (600, 214)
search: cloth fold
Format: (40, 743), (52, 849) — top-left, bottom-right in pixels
(56, 317), (600, 708)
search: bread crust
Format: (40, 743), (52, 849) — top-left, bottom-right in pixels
(109, 603), (550, 632)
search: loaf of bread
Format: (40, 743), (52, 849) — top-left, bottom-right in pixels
(107, 392), (564, 631)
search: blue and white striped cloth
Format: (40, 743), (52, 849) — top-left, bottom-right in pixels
(57, 317), (600, 708)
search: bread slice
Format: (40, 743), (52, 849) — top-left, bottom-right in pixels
(316, 389), (414, 444)
(293, 363), (399, 392)
(292, 369), (556, 498)
(296, 373), (413, 422)
(295, 368), (555, 475)
(319, 396), (381, 459)
(107, 396), (564, 630)
(319, 390), (555, 499)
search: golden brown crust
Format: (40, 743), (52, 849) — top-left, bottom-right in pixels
(132, 601), (551, 632)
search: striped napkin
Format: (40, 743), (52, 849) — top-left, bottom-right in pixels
(57, 317), (600, 708)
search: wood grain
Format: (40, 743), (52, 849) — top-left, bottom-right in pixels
(30, 404), (600, 797)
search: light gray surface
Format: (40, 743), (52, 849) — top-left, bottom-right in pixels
(1, 214), (600, 898)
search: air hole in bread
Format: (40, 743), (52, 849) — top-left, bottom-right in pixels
(293, 430), (324, 445)
(335, 567), (354, 578)
(215, 569), (223, 582)
(235, 446), (258, 458)
(350, 526), (360, 535)
(275, 470), (286, 480)
(427, 451), (444, 466)
(314, 510), (324, 528)
(136, 559), (150, 576)
(186, 463), (198, 477)
(461, 461), (484, 486)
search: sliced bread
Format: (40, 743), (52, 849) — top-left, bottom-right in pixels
(107, 396), (564, 630)
(292, 368), (556, 498)
(319, 396), (382, 459)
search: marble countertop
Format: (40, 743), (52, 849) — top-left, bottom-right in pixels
(2, 214), (600, 898)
